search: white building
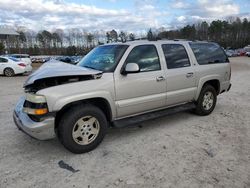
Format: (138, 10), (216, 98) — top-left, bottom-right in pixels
(0, 27), (19, 53)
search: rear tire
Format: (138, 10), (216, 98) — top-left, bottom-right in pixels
(58, 104), (108, 154)
(194, 84), (217, 116)
(4, 68), (15, 77)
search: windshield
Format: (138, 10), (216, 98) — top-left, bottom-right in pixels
(78, 45), (128, 72)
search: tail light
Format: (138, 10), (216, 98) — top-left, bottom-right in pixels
(18, 63), (26, 67)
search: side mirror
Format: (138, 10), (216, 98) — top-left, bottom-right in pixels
(122, 63), (140, 75)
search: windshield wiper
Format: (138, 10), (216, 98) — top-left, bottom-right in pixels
(83, 65), (98, 70)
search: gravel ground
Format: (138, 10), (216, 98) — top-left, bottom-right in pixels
(0, 57), (250, 188)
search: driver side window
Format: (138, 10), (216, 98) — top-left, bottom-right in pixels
(125, 45), (161, 72)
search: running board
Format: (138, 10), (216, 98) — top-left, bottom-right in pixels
(112, 103), (196, 128)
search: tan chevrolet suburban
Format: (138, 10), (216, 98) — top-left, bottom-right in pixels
(13, 40), (231, 153)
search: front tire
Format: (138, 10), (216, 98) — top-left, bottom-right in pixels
(194, 84), (217, 116)
(58, 104), (108, 154)
(4, 68), (15, 77)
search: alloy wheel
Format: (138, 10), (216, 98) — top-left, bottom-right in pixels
(72, 116), (100, 145)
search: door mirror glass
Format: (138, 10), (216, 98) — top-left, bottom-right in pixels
(124, 63), (140, 74)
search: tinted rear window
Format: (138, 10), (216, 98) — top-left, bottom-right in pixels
(11, 55), (19, 58)
(189, 42), (229, 65)
(9, 57), (19, 62)
(11, 55), (30, 58)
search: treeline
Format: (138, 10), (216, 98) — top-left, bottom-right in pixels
(0, 29), (103, 55)
(0, 28), (136, 55)
(0, 17), (249, 55)
(157, 17), (250, 49)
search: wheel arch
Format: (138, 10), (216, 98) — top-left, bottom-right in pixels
(195, 77), (220, 100)
(54, 97), (113, 131)
(204, 80), (220, 94)
(4, 67), (15, 75)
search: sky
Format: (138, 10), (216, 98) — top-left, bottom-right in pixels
(0, 0), (250, 32)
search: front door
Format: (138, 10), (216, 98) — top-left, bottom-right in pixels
(114, 44), (167, 118)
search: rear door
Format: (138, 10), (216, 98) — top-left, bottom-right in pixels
(114, 44), (167, 118)
(161, 44), (197, 106)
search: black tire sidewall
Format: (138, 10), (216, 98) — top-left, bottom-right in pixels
(195, 84), (217, 115)
(59, 104), (108, 154)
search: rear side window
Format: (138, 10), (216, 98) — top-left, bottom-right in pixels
(189, 42), (229, 65)
(162, 44), (190, 69)
(125, 45), (160, 72)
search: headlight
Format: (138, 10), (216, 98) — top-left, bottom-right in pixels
(25, 93), (47, 103)
(23, 93), (48, 115)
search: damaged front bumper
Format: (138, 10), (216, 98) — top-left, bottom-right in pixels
(13, 97), (56, 140)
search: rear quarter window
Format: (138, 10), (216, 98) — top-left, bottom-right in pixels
(189, 42), (229, 65)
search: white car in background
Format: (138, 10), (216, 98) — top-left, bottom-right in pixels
(10, 54), (32, 65)
(0, 56), (32, 77)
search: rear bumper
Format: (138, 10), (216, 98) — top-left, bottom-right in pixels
(13, 97), (56, 140)
(14, 65), (32, 74)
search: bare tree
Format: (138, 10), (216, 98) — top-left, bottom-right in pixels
(110, 29), (118, 42)
(119, 31), (128, 42)
(128, 33), (135, 41)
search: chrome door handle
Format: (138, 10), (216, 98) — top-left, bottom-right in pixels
(156, 76), (165, 82)
(186, 72), (194, 78)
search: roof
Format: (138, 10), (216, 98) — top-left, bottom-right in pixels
(0, 28), (19, 35)
(101, 39), (216, 47)
(102, 39), (194, 46)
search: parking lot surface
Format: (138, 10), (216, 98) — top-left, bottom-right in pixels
(0, 57), (250, 188)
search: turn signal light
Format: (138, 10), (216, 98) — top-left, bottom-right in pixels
(34, 108), (48, 115)
(23, 107), (48, 115)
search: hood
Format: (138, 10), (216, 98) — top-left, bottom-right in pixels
(24, 60), (102, 87)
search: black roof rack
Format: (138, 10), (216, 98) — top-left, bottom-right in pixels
(173, 39), (190, 41)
